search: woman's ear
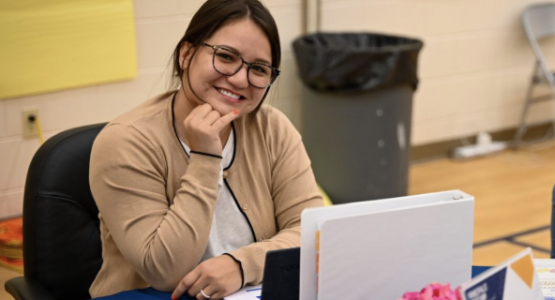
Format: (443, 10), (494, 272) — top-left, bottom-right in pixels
(179, 42), (193, 70)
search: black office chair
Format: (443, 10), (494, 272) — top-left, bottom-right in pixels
(5, 123), (106, 300)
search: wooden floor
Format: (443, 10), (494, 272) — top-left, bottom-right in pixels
(1, 142), (555, 298)
(410, 141), (555, 266)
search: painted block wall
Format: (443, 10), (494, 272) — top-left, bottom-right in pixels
(0, 0), (552, 218)
(0, 0), (302, 219)
(320, 0), (555, 144)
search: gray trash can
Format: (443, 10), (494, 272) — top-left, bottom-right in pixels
(293, 32), (423, 204)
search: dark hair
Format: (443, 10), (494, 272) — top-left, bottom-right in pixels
(170, 0), (281, 104)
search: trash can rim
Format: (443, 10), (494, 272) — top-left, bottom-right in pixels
(294, 32), (424, 52)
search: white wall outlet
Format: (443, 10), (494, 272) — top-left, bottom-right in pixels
(22, 108), (39, 138)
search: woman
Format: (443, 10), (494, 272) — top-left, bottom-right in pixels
(89, 0), (323, 299)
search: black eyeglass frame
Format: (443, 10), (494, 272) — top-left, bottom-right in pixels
(203, 43), (280, 89)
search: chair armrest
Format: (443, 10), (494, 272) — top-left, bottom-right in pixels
(4, 277), (55, 300)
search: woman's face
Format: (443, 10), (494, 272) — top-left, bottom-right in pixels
(181, 19), (273, 117)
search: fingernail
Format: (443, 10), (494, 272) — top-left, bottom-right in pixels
(171, 296), (176, 300)
(233, 110), (239, 115)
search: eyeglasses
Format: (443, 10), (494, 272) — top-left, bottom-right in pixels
(203, 43), (280, 89)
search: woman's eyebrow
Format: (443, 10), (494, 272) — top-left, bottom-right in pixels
(220, 44), (272, 65)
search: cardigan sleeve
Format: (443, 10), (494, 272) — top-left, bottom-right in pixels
(228, 108), (324, 285)
(90, 123), (221, 291)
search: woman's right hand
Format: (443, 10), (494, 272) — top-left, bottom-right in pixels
(183, 104), (238, 156)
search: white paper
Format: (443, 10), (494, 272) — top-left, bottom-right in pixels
(224, 285), (262, 300)
(534, 259), (555, 299)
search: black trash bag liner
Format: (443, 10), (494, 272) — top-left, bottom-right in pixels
(292, 32), (424, 93)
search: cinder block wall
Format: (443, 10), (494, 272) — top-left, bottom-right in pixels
(319, 0), (555, 144)
(0, 0), (552, 218)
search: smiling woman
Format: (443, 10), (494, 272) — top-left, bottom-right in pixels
(88, 1), (324, 300)
(173, 17), (275, 146)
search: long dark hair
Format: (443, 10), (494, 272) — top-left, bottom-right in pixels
(170, 0), (281, 107)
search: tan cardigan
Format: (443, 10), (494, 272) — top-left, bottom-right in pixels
(89, 91), (323, 297)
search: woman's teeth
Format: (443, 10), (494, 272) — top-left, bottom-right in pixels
(218, 89), (240, 100)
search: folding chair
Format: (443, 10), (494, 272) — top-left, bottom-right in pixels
(513, 2), (555, 149)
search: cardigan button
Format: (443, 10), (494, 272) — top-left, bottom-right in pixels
(242, 205), (248, 210)
(223, 171), (229, 178)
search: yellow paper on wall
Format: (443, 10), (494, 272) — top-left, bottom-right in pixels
(0, 0), (137, 99)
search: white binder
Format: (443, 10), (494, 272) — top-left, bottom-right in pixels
(300, 190), (475, 300)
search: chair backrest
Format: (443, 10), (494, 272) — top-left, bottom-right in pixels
(523, 2), (555, 41)
(23, 123), (106, 299)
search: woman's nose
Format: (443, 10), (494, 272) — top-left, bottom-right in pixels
(226, 64), (250, 89)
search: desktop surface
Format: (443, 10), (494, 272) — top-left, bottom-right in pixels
(94, 266), (490, 299)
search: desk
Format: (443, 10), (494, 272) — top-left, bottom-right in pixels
(95, 266), (490, 300)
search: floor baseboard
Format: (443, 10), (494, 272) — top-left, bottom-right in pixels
(411, 123), (553, 163)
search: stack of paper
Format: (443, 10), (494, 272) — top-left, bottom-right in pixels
(224, 285), (261, 300)
(533, 258), (555, 300)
